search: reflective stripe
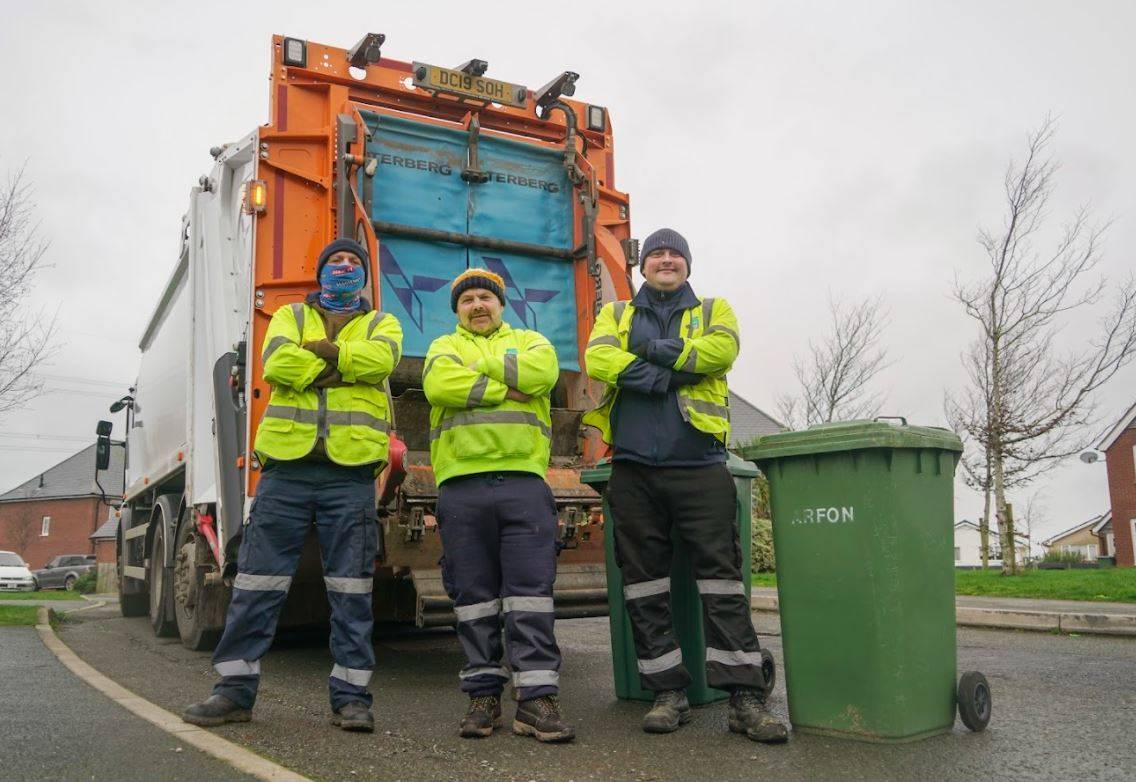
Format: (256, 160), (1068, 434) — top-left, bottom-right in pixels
(685, 398), (729, 420)
(234, 573), (292, 591)
(502, 596), (554, 613)
(513, 669), (560, 687)
(696, 579), (746, 596)
(680, 346), (699, 372)
(460, 665), (510, 681)
(262, 335), (292, 363)
(424, 352), (461, 376)
(290, 303), (305, 341)
(623, 577), (670, 601)
(331, 664), (373, 687)
(705, 324), (739, 343)
(326, 410), (391, 433)
(324, 576), (373, 594)
(215, 659), (260, 677)
(365, 312), (388, 338)
(701, 298), (715, 332)
(454, 598), (501, 622)
(587, 334), (621, 349)
(705, 648), (763, 667)
(430, 410), (552, 442)
(613, 301), (628, 324)
(467, 374), (489, 406)
(503, 353), (518, 389)
(263, 405), (319, 425)
(637, 648), (683, 675)
(371, 334), (401, 363)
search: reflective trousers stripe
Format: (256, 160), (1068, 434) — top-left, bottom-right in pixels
(325, 576), (373, 594)
(705, 648), (762, 667)
(624, 577), (670, 601)
(637, 648), (683, 675)
(513, 669), (559, 688)
(696, 579), (745, 596)
(215, 659), (260, 677)
(430, 410), (552, 442)
(331, 664), (373, 687)
(460, 666), (510, 681)
(234, 573), (292, 592)
(501, 596), (554, 613)
(454, 598), (501, 622)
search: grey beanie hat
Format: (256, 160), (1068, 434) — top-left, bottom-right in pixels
(639, 228), (691, 272)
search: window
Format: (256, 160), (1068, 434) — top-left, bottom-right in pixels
(40, 516), (51, 537)
(954, 547), (961, 561)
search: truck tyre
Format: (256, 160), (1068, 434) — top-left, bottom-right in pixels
(118, 521), (148, 617)
(173, 516), (226, 651)
(149, 518), (179, 637)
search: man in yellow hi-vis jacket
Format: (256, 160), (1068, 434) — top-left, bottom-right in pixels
(584, 228), (788, 744)
(184, 238), (401, 734)
(423, 268), (574, 743)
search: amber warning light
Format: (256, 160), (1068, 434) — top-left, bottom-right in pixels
(244, 180), (268, 215)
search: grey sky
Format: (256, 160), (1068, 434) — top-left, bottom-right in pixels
(2, 1), (1133, 544)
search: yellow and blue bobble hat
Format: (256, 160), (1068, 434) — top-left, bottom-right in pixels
(450, 268), (506, 312)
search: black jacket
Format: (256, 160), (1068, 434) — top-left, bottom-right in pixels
(610, 282), (726, 466)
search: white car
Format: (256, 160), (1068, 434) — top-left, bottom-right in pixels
(0, 550), (37, 591)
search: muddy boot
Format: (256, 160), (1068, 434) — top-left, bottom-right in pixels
(642, 689), (692, 734)
(513, 695), (575, 743)
(460, 695), (502, 738)
(182, 694), (251, 727)
(728, 688), (788, 744)
(330, 701), (375, 732)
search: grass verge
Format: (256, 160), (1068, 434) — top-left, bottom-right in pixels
(0, 605), (41, 626)
(751, 567), (1136, 603)
(0, 590), (88, 601)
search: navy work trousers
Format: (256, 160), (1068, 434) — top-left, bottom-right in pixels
(211, 468), (378, 711)
(436, 472), (562, 701)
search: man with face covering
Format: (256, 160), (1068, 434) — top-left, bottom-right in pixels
(423, 268), (574, 743)
(584, 228), (788, 744)
(183, 238), (402, 733)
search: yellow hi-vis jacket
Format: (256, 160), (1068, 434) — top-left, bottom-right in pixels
(582, 296), (738, 445)
(254, 302), (403, 466)
(423, 322), (559, 485)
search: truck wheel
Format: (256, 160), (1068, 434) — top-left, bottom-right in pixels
(957, 671), (992, 732)
(759, 648), (777, 697)
(149, 522), (179, 637)
(173, 518), (226, 651)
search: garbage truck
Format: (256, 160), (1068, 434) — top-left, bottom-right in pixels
(107, 33), (636, 650)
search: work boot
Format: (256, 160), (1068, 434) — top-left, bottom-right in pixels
(513, 695), (575, 742)
(642, 689), (692, 734)
(728, 688), (788, 744)
(182, 694), (251, 727)
(330, 701), (375, 732)
(460, 695), (502, 738)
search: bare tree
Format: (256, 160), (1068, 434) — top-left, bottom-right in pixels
(777, 295), (891, 429)
(948, 117), (1136, 575)
(0, 164), (55, 419)
(5, 504), (38, 558)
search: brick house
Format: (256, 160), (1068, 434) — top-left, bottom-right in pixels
(0, 442), (124, 571)
(1097, 404), (1136, 567)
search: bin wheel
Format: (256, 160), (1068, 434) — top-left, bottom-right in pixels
(957, 671), (991, 731)
(759, 649), (776, 697)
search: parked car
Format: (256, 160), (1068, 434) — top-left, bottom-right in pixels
(0, 551), (37, 592)
(34, 554), (97, 591)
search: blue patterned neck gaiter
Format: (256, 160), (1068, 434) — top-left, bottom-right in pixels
(318, 262), (365, 312)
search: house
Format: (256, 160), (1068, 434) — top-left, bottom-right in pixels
(953, 520), (1030, 568)
(1096, 403), (1136, 566)
(1094, 511), (1114, 559)
(728, 391), (785, 449)
(1042, 514), (1106, 562)
(90, 510), (122, 593)
(0, 442), (124, 571)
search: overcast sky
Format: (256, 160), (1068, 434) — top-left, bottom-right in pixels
(2, 1), (1133, 546)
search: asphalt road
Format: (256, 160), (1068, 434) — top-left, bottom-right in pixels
(53, 605), (1136, 782)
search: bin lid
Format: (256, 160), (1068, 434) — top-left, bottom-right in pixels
(740, 419), (963, 462)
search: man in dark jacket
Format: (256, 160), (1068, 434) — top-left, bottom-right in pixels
(583, 228), (788, 744)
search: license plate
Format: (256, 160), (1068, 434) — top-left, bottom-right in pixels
(412, 62), (527, 108)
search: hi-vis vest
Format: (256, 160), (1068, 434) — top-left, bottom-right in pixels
(254, 302), (403, 467)
(423, 322), (559, 485)
(582, 296), (738, 445)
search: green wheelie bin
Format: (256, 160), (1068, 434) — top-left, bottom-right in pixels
(742, 419), (991, 742)
(581, 453), (775, 706)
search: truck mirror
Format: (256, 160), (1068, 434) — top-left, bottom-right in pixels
(95, 420), (113, 471)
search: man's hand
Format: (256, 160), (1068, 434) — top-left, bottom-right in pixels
(303, 339), (340, 363)
(505, 388), (532, 403)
